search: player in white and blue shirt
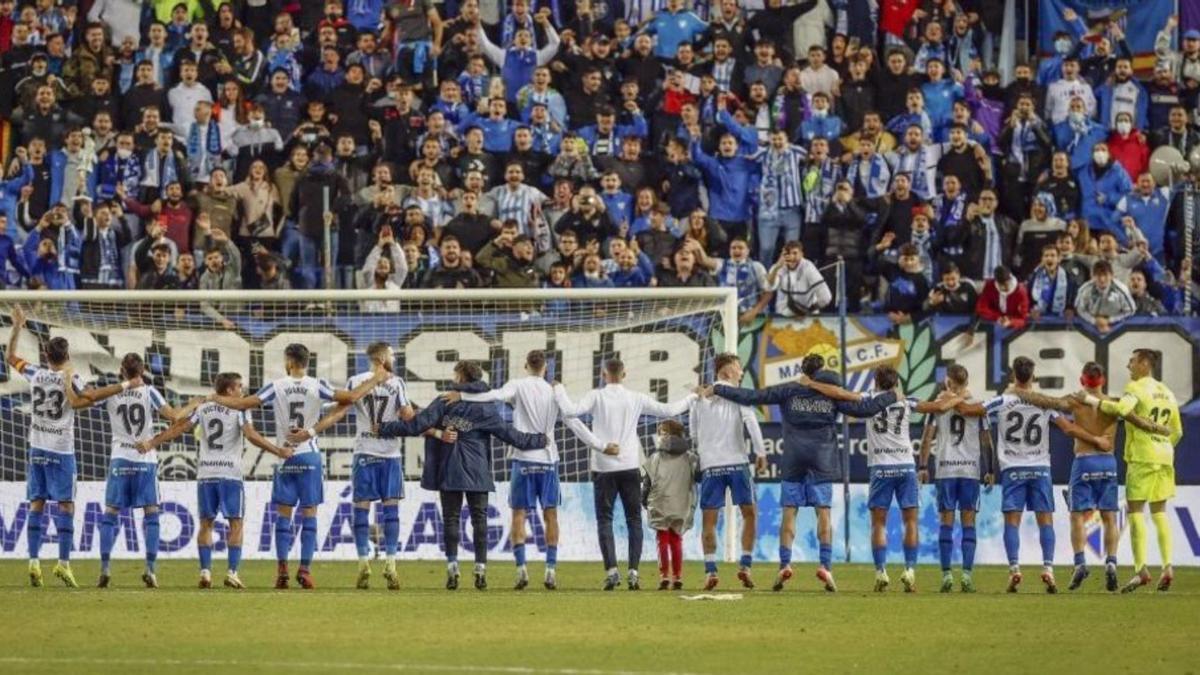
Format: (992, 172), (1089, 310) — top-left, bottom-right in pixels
(213, 343), (389, 590)
(958, 356), (1110, 593)
(301, 343), (415, 590)
(98, 353), (190, 589)
(917, 365), (994, 593)
(137, 372), (290, 589)
(457, 349), (602, 591)
(858, 366), (963, 593)
(6, 306), (134, 588)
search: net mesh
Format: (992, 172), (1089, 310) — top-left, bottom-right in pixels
(0, 291), (731, 485)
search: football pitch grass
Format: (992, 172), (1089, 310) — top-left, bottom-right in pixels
(3, 561), (1197, 674)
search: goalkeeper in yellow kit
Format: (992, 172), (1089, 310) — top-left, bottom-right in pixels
(1078, 349), (1183, 592)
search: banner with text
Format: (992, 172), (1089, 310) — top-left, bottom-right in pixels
(2, 482), (1197, 566)
(1037, 0), (1173, 58)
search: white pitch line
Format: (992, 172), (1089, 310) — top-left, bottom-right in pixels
(0, 656), (709, 675)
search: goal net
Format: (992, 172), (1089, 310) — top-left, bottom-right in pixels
(0, 289), (737, 487)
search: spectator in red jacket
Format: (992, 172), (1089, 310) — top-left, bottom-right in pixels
(1107, 111), (1150, 182)
(975, 265), (1030, 330)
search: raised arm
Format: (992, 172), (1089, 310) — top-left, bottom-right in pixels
(639, 392), (698, 419)
(1098, 392), (1138, 419)
(6, 305), (26, 369)
(1053, 415), (1113, 451)
(377, 398), (448, 438)
(1009, 387), (1076, 413)
(835, 390), (899, 418)
(553, 384), (594, 418)
(61, 363), (138, 409)
(209, 393), (263, 410)
(244, 419), (293, 459)
(333, 368), (389, 404)
(914, 391), (964, 415)
(460, 380), (518, 404)
(713, 382), (795, 407)
(797, 373), (861, 402)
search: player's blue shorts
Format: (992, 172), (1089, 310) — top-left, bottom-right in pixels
(272, 452), (324, 508)
(26, 448), (76, 502)
(700, 464), (755, 510)
(936, 477), (981, 512)
(352, 454), (404, 502)
(868, 466), (919, 510)
(197, 478), (245, 520)
(781, 475), (832, 508)
(510, 460), (560, 510)
(105, 458), (159, 509)
(1069, 454), (1119, 512)
(1001, 467), (1055, 513)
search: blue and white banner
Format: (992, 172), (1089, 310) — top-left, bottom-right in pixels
(1037, 0), (1173, 57)
(2, 482), (1197, 566)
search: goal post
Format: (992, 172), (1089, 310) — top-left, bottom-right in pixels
(0, 288), (740, 558)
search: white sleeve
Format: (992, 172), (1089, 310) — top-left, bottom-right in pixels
(741, 405), (766, 457)
(564, 417), (604, 451)
(462, 380), (519, 404)
(639, 392), (697, 418)
(535, 24), (560, 66)
(476, 26), (506, 66)
(806, 263), (833, 309)
(554, 385), (593, 417)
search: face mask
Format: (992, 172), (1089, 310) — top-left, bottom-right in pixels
(1116, 121), (1132, 135)
(249, 119), (264, 129)
(116, 148), (132, 160)
(812, 108), (827, 118)
(1093, 150), (1109, 165)
(1069, 111), (1085, 125)
(1055, 38), (1071, 55)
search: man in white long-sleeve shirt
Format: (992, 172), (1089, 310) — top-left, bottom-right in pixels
(452, 350), (603, 591)
(555, 358), (697, 591)
(692, 354), (767, 591)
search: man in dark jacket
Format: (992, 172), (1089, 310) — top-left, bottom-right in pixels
(289, 144), (351, 289)
(381, 360), (547, 591)
(709, 353), (896, 593)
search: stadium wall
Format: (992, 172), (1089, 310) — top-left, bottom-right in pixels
(1, 482), (1197, 566)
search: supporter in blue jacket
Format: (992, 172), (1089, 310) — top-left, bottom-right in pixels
(691, 135), (759, 241)
(1096, 58), (1150, 130)
(0, 160), (34, 228)
(637, 0), (707, 60)
(1051, 99), (1108, 171)
(0, 213), (31, 288)
(1078, 142), (1133, 242)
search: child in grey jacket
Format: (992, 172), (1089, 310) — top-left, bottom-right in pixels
(642, 420), (698, 591)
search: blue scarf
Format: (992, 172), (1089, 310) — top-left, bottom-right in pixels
(142, 150), (178, 198)
(720, 259), (763, 312)
(847, 155), (890, 199)
(187, 121), (222, 178)
(1030, 265), (1070, 315)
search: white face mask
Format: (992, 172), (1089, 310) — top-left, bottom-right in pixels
(1116, 121), (1132, 135)
(116, 148), (133, 160)
(1093, 150), (1110, 165)
(812, 108), (827, 118)
(1055, 38), (1072, 55)
(1069, 111), (1085, 125)
(249, 118), (264, 129)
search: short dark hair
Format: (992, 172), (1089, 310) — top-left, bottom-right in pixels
(454, 360), (483, 382)
(46, 337), (70, 366)
(215, 372), (242, 395)
(526, 350), (547, 372)
(994, 265), (1012, 285)
(658, 419), (686, 437)
(714, 353), (740, 373)
(1092, 260), (1113, 276)
(1012, 356), (1036, 385)
(801, 354), (825, 376)
(285, 343), (310, 368)
(942, 262), (960, 276)
(1133, 349), (1160, 371)
(874, 365), (899, 391)
(121, 352), (144, 380)
(604, 358), (624, 378)
(946, 364), (969, 386)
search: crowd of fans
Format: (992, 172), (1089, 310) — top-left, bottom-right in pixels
(0, 0), (1197, 332)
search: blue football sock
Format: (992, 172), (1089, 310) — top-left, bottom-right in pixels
(198, 545), (213, 571)
(704, 555), (718, 575)
(228, 546), (242, 573)
(55, 509), (73, 562)
(300, 516), (317, 568)
(739, 553), (753, 569)
(938, 525), (954, 572)
(872, 546), (887, 571)
(962, 526), (977, 571)
(903, 544), (917, 569)
(779, 546), (792, 569)
(1073, 551), (1086, 567)
(546, 546), (557, 569)
(381, 504), (400, 557)
(1003, 523), (1020, 566)
(27, 509), (44, 560)
(99, 513), (117, 573)
(819, 544), (832, 571)
(143, 512), (160, 573)
(513, 543), (527, 567)
(1039, 524), (1055, 567)
(274, 514), (293, 563)
(352, 507), (370, 559)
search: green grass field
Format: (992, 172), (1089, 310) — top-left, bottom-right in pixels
(3, 561), (1198, 674)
